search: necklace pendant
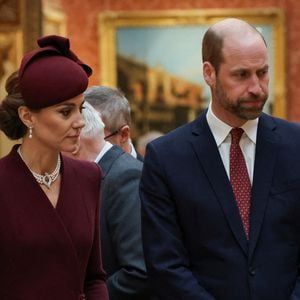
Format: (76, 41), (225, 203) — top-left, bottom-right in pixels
(17, 147), (61, 189)
(42, 173), (52, 189)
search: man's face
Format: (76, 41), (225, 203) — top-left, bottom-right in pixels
(207, 34), (269, 127)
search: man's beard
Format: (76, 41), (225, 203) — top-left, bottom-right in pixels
(215, 79), (268, 120)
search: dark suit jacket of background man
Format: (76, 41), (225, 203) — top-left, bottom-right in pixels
(140, 111), (300, 300)
(98, 145), (152, 299)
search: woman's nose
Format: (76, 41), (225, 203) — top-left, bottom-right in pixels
(73, 113), (85, 129)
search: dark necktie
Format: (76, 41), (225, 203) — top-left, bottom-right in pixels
(230, 128), (251, 239)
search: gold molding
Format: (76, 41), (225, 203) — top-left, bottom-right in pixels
(42, 5), (67, 36)
(0, 29), (23, 157)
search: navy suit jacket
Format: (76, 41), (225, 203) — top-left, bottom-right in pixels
(98, 145), (152, 299)
(140, 112), (300, 300)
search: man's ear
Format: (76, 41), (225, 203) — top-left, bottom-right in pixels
(203, 62), (216, 87)
(119, 125), (130, 144)
(18, 106), (34, 128)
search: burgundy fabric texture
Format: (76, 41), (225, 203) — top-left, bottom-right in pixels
(19, 35), (92, 109)
(0, 145), (108, 299)
(230, 128), (251, 239)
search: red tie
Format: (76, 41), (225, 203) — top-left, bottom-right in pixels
(230, 128), (251, 239)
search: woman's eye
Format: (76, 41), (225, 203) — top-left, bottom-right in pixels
(80, 106), (86, 113)
(60, 109), (71, 117)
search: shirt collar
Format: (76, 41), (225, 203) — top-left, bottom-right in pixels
(94, 141), (113, 162)
(206, 102), (258, 146)
(129, 140), (137, 158)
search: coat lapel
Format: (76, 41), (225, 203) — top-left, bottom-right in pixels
(248, 114), (279, 260)
(189, 113), (248, 254)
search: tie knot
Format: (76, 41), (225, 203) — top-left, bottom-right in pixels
(230, 128), (244, 145)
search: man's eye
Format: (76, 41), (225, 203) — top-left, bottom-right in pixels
(258, 69), (268, 77)
(235, 71), (248, 78)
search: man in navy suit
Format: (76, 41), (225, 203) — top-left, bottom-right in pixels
(140, 18), (300, 299)
(65, 101), (151, 299)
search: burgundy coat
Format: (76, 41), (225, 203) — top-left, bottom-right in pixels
(0, 145), (108, 300)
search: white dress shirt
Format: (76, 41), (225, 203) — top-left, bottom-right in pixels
(129, 140), (138, 158)
(206, 103), (258, 184)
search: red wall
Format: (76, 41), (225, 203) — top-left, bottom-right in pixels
(55, 0), (300, 121)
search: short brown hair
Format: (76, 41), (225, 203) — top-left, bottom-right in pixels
(202, 27), (224, 74)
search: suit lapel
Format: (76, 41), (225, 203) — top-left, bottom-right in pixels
(189, 113), (248, 254)
(248, 114), (279, 260)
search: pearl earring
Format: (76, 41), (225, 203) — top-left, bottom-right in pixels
(29, 126), (33, 139)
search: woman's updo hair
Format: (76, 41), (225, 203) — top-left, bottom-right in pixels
(0, 71), (27, 139)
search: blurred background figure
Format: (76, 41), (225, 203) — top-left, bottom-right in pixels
(84, 85), (144, 161)
(136, 131), (164, 158)
(66, 101), (152, 300)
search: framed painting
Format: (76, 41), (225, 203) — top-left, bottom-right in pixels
(98, 9), (285, 138)
(0, 29), (23, 156)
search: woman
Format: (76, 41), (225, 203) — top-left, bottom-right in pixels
(0, 35), (108, 300)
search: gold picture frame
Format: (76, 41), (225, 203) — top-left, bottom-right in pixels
(42, 4), (67, 36)
(98, 9), (285, 138)
(0, 29), (23, 157)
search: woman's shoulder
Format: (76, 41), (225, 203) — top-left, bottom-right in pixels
(62, 154), (98, 169)
(0, 144), (19, 170)
(62, 155), (101, 210)
(62, 154), (100, 173)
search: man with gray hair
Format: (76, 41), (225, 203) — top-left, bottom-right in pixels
(84, 86), (143, 161)
(66, 102), (151, 299)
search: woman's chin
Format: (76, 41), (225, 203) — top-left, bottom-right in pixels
(60, 143), (80, 156)
(71, 144), (80, 155)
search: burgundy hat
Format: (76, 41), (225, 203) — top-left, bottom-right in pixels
(19, 35), (92, 109)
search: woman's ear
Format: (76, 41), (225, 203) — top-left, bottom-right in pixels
(203, 62), (216, 87)
(18, 106), (34, 128)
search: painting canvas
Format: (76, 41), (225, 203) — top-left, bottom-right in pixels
(99, 9), (285, 139)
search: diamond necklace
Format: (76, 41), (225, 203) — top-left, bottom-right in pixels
(17, 146), (61, 189)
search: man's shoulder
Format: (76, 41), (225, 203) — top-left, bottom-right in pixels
(100, 145), (142, 174)
(260, 113), (300, 134)
(112, 148), (143, 170)
(150, 117), (200, 150)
